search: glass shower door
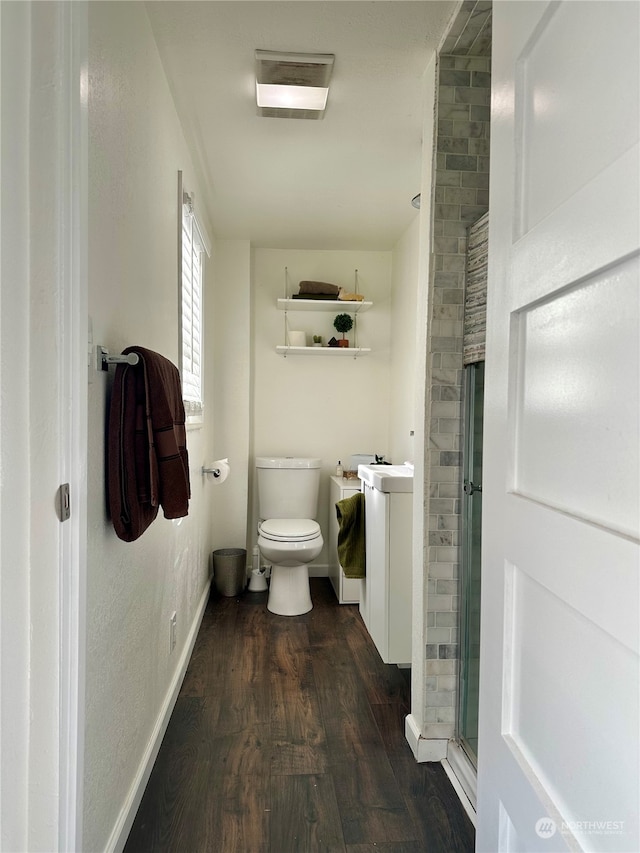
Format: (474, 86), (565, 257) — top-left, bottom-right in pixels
(458, 361), (484, 766)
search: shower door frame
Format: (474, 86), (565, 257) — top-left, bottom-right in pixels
(457, 360), (484, 769)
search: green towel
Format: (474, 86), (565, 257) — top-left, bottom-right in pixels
(335, 492), (366, 579)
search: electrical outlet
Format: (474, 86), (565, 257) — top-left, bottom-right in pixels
(169, 612), (177, 654)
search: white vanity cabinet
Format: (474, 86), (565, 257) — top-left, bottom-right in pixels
(360, 473), (413, 665)
(328, 476), (361, 604)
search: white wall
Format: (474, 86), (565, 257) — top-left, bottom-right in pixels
(250, 248), (392, 566)
(85, 4), (214, 850)
(390, 215), (421, 465)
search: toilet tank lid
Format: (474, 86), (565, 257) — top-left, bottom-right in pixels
(256, 456), (322, 469)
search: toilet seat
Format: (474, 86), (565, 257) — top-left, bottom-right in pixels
(259, 518), (321, 542)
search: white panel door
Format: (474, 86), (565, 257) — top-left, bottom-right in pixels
(477, 3), (639, 852)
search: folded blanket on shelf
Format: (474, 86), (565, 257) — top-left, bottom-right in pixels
(298, 280), (341, 296)
(335, 492), (366, 578)
(338, 291), (364, 302)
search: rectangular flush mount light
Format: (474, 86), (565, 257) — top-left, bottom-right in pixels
(255, 50), (334, 119)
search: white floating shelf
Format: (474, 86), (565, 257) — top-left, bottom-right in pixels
(276, 346), (371, 357)
(277, 298), (372, 313)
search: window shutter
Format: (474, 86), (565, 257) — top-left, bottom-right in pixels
(181, 204), (204, 416)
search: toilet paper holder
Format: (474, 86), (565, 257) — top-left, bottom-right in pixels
(202, 457), (230, 480)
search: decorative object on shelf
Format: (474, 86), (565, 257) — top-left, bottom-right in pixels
(333, 313), (353, 348)
(312, 335), (323, 347)
(288, 330), (307, 347)
(327, 336), (339, 348)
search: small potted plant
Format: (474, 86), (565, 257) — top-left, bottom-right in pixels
(312, 335), (323, 347)
(333, 313), (353, 348)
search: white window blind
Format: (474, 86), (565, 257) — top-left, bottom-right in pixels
(180, 182), (210, 421)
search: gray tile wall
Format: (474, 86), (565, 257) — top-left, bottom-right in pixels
(423, 54), (491, 739)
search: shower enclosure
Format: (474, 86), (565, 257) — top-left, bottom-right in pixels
(458, 360), (484, 765)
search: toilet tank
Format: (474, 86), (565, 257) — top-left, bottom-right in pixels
(256, 457), (322, 519)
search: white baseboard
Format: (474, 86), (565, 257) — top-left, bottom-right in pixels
(404, 714), (448, 762)
(108, 579), (211, 853)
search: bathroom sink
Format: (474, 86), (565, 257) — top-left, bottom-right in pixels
(357, 463), (414, 493)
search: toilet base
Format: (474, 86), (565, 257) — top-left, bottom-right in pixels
(267, 562), (313, 616)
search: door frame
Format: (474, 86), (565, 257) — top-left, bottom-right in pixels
(57, 2), (88, 849)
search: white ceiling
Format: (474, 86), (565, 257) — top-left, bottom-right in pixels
(146, 1), (458, 250)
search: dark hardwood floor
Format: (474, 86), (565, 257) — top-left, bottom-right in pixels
(125, 578), (475, 853)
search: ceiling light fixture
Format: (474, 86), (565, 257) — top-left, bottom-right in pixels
(255, 50), (334, 120)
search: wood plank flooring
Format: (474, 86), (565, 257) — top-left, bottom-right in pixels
(125, 579), (475, 853)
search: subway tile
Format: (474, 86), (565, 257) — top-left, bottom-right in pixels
(478, 155), (490, 172)
(425, 676), (439, 692)
(428, 627), (453, 644)
(438, 644), (459, 660)
(476, 189), (489, 206)
(434, 186), (446, 205)
(429, 433), (455, 451)
(440, 451), (462, 467)
(429, 594), (453, 611)
(439, 69), (471, 87)
(452, 56), (491, 72)
(440, 385), (462, 402)
(437, 579), (459, 595)
(445, 154), (478, 172)
(437, 417), (460, 433)
(436, 152), (447, 170)
(426, 659), (456, 676)
(436, 547), (459, 564)
(433, 303), (460, 320)
(468, 137), (491, 156)
(438, 85), (456, 104)
(461, 170), (489, 188)
(438, 55), (457, 69)
(442, 287), (464, 303)
(438, 119), (454, 137)
(428, 515), (439, 531)
(441, 352), (463, 368)
(438, 136), (470, 155)
(461, 204), (489, 222)
(435, 169), (462, 187)
(438, 482), (461, 499)
(442, 255), (466, 273)
(429, 498), (454, 514)
(436, 611), (459, 628)
(433, 219), (444, 237)
(438, 675), (457, 692)
(432, 367), (459, 385)
(426, 611), (436, 628)
(433, 236), (460, 255)
(433, 707), (456, 725)
(428, 690), (456, 708)
(444, 186), (478, 205)
(472, 70), (492, 88)
(437, 513), (461, 531)
(429, 466), (457, 482)
(432, 336), (462, 353)
(434, 202), (461, 220)
(438, 102), (471, 121)
(452, 120), (485, 139)
(426, 643), (438, 659)
(431, 352), (442, 368)
(429, 563), (454, 580)
(431, 403), (461, 418)
(455, 86), (490, 105)
(429, 530), (453, 546)
(443, 219), (470, 238)
(471, 105), (491, 125)
(431, 386), (441, 402)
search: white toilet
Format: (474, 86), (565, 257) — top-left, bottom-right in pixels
(256, 456), (323, 616)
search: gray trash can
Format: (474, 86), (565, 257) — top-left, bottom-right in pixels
(213, 548), (247, 597)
